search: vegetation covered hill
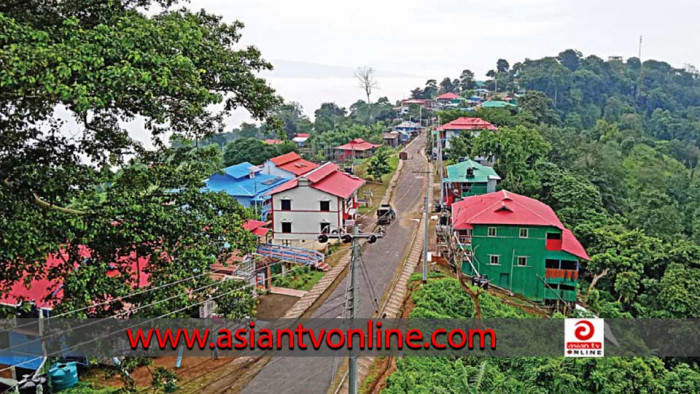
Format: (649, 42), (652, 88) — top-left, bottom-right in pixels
(382, 50), (700, 393)
(383, 277), (700, 393)
(425, 51), (700, 320)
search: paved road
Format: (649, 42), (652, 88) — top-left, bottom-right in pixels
(242, 133), (428, 394)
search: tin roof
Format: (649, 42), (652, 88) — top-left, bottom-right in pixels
(452, 190), (589, 259)
(444, 160), (501, 183)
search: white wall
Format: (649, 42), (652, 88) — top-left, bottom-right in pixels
(272, 184), (344, 240)
(261, 161), (295, 179)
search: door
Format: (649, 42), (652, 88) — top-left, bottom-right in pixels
(499, 273), (510, 289)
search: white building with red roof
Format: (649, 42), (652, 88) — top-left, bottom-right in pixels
(267, 162), (365, 244)
(292, 133), (310, 147)
(262, 152), (319, 179)
(436, 117), (497, 149)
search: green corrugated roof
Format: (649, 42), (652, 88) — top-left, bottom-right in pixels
(481, 100), (517, 109)
(443, 160), (500, 183)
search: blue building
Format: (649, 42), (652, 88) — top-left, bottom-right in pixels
(205, 162), (290, 220)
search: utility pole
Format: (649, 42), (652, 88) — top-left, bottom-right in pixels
(317, 225), (386, 394)
(637, 35), (644, 99)
(437, 113), (443, 206)
(413, 165), (432, 283)
(423, 165), (430, 283)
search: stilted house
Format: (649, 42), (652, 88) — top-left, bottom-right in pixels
(436, 117), (497, 149)
(451, 190), (589, 303)
(333, 138), (380, 161)
(442, 160), (501, 205)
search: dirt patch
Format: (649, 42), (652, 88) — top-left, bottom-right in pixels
(257, 293), (300, 319)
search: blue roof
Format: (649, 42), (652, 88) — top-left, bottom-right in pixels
(220, 162), (259, 179)
(204, 163), (290, 199)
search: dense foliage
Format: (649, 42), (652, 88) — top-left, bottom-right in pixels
(386, 50), (700, 393)
(384, 278), (700, 393)
(0, 0), (274, 317)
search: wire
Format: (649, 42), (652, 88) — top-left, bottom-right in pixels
(357, 253), (380, 314)
(0, 262), (312, 371)
(1, 244), (351, 340)
(0, 271), (211, 335)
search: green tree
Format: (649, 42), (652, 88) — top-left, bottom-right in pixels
(472, 125), (551, 192)
(557, 49), (582, 71)
(459, 69), (475, 92)
(367, 147), (392, 181)
(496, 58), (510, 73)
(0, 0), (278, 314)
(439, 77), (456, 94)
(314, 102), (347, 132)
(270, 102), (312, 139)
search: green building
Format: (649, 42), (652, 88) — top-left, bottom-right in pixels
(442, 160), (501, 206)
(452, 190), (589, 303)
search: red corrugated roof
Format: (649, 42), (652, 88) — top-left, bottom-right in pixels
(436, 92), (460, 100)
(268, 162), (365, 199)
(295, 133), (310, 138)
(452, 190), (588, 260)
(279, 159), (318, 176)
(0, 246), (152, 309)
(334, 138), (380, 151)
(269, 152), (319, 176)
(306, 162), (338, 183)
(313, 171), (365, 199)
(264, 139), (284, 145)
(436, 117), (497, 131)
(243, 220), (270, 239)
(270, 152), (301, 166)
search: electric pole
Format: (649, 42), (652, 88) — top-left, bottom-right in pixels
(317, 225), (386, 394)
(413, 164), (432, 283)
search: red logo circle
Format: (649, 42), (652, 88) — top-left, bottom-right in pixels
(574, 320), (594, 340)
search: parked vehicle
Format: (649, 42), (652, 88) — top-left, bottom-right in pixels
(376, 204), (396, 225)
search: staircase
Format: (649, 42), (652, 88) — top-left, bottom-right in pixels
(256, 243), (329, 271)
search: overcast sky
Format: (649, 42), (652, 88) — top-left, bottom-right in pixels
(131, 0), (700, 143)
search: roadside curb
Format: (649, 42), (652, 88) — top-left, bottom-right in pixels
(336, 139), (431, 394)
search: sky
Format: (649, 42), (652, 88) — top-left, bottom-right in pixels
(129, 0), (700, 144)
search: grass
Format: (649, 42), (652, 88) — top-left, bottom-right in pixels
(60, 381), (121, 393)
(271, 265), (324, 291)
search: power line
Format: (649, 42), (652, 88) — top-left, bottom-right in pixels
(0, 271), (211, 335)
(0, 262), (314, 374)
(2, 244), (352, 337)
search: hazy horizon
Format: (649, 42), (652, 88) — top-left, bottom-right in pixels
(117, 0), (700, 144)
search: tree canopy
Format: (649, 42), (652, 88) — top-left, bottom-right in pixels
(0, 0), (278, 317)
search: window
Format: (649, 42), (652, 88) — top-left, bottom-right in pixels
(320, 222), (330, 233)
(545, 259), (560, 269)
(561, 260), (578, 270)
(487, 227), (497, 237)
(489, 255), (500, 265)
(519, 228), (528, 238)
(517, 256), (528, 266)
(281, 222), (292, 233)
(546, 232), (561, 240)
(320, 201), (330, 212)
(557, 284), (576, 292)
(281, 199), (291, 211)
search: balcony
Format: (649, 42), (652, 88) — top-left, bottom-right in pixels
(545, 268), (578, 280)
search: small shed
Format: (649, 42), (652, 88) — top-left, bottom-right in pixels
(383, 132), (400, 147)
